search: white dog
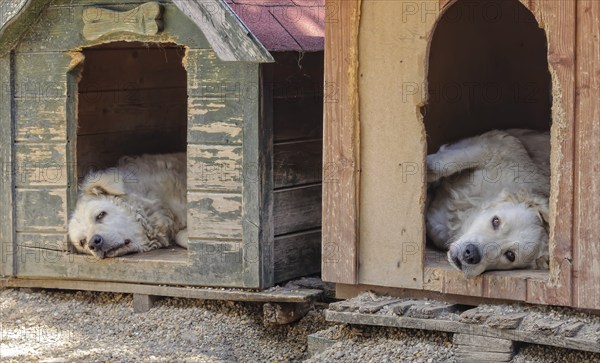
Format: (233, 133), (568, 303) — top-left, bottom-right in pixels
(426, 129), (550, 278)
(68, 153), (188, 259)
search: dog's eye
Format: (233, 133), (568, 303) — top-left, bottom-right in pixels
(79, 239), (86, 247)
(96, 211), (107, 222)
(491, 216), (501, 230)
(504, 250), (516, 262)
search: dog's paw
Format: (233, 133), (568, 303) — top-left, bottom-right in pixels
(426, 153), (445, 183)
(175, 229), (189, 249)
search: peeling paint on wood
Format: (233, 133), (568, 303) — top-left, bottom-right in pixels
(15, 189), (68, 232)
(14, 143), (68, 187)
(188, 192), (243, 240)
(188, 98), (244, 145)
(188, 144), (242, 192)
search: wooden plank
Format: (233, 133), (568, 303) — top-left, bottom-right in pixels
(16, 3), (210, 53)
(188, 144), (242, 192)
(321, 0), (361, 284)
(133, 294), (159, 313)
(77, 88), (187, 136)
(14, 143), (68, 187)
(572, 0), (600, 310)
(79, 44), (186, 92)
(76, 130), (186, 179)
(242, 63), (273, 288)
(482, 273), (527, 301)
(273, 140), (322, 189)
(16, 233), (68, 252)
(263, 302), (311, 327)
(273, 97), (323, 142)
(187, 192), (243, 240)
(172, 0), (273, 62)
(81, 2), (163, 41)
(14, 98), (66, 142)
(274, 230), (321, 283)
(13, 52), (70, 99)
(0, 54), (15, 276)
(525, 0), (575, 307)
(13, 245), (246, 287)
(273, 185), (322, 236)
(185, 49), (252, 99)
(324, 310), (600, 354)
(15, 189), (67, 232)
(188, 97), (244, 145)
(2, 277), (322, 303)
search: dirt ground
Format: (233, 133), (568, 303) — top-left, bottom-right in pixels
(1, 288), (599, 362)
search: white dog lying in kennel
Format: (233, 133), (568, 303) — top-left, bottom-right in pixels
(426, 129), (550, 278)
(68, 153), (188, 259)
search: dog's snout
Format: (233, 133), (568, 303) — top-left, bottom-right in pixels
(462, 243), (481, 265)
(88, 235), (104, 251)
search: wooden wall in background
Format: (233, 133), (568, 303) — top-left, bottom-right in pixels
(77, 42), (187, 181)
(269, 51), (323, 283)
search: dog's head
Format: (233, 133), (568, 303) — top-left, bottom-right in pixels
(68, 170), (149, 259)
(448, 190), (549, 278)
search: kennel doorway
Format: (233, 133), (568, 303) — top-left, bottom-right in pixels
(69, 41), (189, 261)
(422, 0), (553, 277)
(74, 42), (187, 181)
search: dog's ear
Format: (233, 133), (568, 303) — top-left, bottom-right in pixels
(81, 168), (126, 197)
(522, 195), (550, 234)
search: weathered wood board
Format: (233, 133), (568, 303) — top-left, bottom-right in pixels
(326, 293), (600, 354)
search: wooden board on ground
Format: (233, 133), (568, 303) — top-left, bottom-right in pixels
(1, 278), (322, 303)
(325, 293), (600, 354)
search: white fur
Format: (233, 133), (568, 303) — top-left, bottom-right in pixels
(426, 129), (550, 278)
(68, 153), (187, 259)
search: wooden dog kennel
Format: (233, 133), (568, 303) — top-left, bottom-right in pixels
(0, 0), (324, 290)
(323, 0), (599, 310)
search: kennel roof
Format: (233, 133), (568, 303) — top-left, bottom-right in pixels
(227, 0), (325, 52)
(0, 0), (317, 61)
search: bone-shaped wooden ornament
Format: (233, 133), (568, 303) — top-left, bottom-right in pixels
(82, 2), (164, 41)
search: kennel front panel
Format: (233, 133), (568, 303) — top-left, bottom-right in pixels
(1, 0), (274, 288)
(323, 0), (588, 308)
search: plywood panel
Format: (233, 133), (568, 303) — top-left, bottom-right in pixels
(322, 0), (361, 285)
(572, 0), (600, 310)
(357, 0), (428, 289)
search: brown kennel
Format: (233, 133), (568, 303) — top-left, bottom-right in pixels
(323, 0), (599, 310)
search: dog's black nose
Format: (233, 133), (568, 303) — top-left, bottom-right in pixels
(88, 235), (104, 251)
(462, 243), (481, 265)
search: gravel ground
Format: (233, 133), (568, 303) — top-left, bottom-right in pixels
(2, 288), (600, 362)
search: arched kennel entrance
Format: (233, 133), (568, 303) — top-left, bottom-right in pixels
(425, 0), (552, 153)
